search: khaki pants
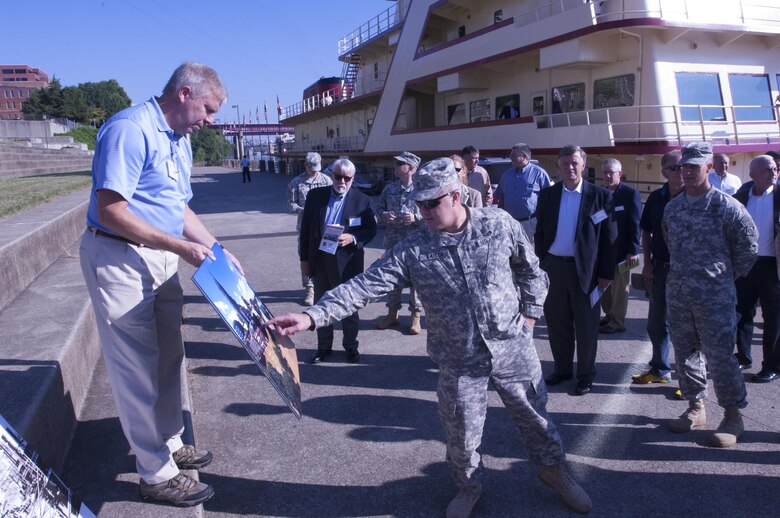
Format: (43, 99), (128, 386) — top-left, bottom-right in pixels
(80, 230), (185, 484)
(601, 265), (630, 328)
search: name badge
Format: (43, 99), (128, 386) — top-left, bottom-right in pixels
(614, 205), (625, 212)
(167, 160), (179, 181)
(591, 209), (608, 224)
(349, 217), (362, 227)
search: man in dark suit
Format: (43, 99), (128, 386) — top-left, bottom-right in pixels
(535, 145), (616, 395)
(734, 155), (780, 383)
(299, 158), (376, 364)
(599, 158), (641, 334)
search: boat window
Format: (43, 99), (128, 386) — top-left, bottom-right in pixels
(675, 72), (725, 122)
(729, 73), (774, 121)
(593, 74), (635, 109)
(448, 103), (467, 125)
(551, 83), (585, 113)
(470, 98), (491, 122)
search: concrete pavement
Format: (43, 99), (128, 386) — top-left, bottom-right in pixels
(64, 165), (780, 517)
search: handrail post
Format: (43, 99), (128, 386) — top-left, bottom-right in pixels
(673, 105), (682, 146)
(731, 105), (739, 145)
(698, 106), (706, 141)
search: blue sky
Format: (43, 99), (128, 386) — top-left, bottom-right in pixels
(6, 0), (392, 123)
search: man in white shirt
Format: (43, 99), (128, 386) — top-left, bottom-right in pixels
(708, 153), (742, 195)
(734, 155), (780, 383)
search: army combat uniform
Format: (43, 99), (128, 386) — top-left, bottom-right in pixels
(662, 187), (758, 407)
(287, 171), (332, 287)
(376, 180), (423, 312)
(305, 208), (566, 489)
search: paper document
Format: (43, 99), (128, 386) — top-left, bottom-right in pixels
(589, 283), (610, 307)
(319, 224), (344, 255)
(618, 257), (640, 274)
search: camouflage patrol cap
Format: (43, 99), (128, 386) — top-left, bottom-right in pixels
(305, 152), (322, 171)
(409, 157), (461, 201)
(394, 151), (421, 169)
(679, 142), (713, 166)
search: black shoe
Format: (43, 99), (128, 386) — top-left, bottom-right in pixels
(739, 362), (752, 370)
(172, 445), (212, 470)
(544, 372), (573, 386)
(309, 350), (331, 364)
(574, 380), (592, 396)
(752, 370), (778, 383)
(599, 317), (610, 327)
(346, 350), (360, 363)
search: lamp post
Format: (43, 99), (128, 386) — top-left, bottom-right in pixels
(231, 104), (242, 159)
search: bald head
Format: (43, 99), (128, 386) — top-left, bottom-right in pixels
(749, 155), (778, 194)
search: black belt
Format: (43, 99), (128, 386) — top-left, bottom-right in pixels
(549, 254), (575, 263)
(87, 226), (143, 247)
(756, 256), (777, 262)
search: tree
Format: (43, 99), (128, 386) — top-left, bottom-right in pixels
(61, 86), (89, 123)
(190, 126), (234, 166)
(22, 78), (64, 117)
(79, 80), (131, 119)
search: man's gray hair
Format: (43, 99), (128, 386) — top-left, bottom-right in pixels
(511, 143), (532, 159)
(602, 158), (622, 171)
(162, 62), (227, 103)
(750, 154), (775, 170)
(661, 149), (682, 167)
(331, 158), (356, 177)
(558, 144), (587, 163)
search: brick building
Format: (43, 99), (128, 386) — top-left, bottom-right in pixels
(1, 65), (50, 120)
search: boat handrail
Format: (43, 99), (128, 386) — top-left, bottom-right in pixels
(337, 0), (410, 57)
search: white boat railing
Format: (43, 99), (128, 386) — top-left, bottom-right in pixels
(337, 0), (410, 56)
(285, 135), (366, 154)
(534, 104), (780, 145)
(514, 0), (780, 28)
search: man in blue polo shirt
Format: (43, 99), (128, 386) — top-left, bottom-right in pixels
(495, 143), (552, 244)
(79, 62), (241, 507)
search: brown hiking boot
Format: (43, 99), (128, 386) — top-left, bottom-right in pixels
(538, 464), (592, 514)
(172, 444), (212, 470)
(446, 483), (482, 518)
(376, 309), (400, 329)
(667, 399), (706, 433)
(139, 473), (214, 507)
(303, 286), (315, 306)
(409, 311), (422, 335)
(710, 407), (744, 448)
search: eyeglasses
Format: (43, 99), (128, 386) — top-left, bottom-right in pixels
(415, 192), (454, 210)
(664, 165), (682, 172)
(454, 167), (463, 172)
(333, 173), (354, 182)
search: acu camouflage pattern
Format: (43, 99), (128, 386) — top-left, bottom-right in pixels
(287, 172), (332, 230)
(376, 181), (422, 248)
(305, 208), (565, 487)
(662, 187), (758, 407)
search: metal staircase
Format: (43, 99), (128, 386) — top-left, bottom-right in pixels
(341, 54), (361, 100)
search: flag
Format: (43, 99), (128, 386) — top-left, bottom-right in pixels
(256, 107), (259, 124)
(276, 95), (282, 117)
(264, 101), (268, 124)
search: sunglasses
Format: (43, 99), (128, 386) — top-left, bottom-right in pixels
(415, 191), (454, 210)
(333, 173), (354, 182)
(664, 165), (682, 172)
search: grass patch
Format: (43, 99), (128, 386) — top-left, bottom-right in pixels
(57, 127), (98, 150)
(0, 171), (92, 220)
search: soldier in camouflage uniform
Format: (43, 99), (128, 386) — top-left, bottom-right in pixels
(270, 158), (592, 517)
(287, 152), (332, 305)
(662, 142), (758, 448)
(375, 151), (424, 334)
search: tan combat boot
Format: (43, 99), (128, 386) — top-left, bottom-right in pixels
(409, 310), (422, 335)
(303, 286), (315, 306)
(376, 309), (400, 329)
(710, 407), (744, 448)
(538, 464), (593, 514)
(667, 399), (707, 433)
